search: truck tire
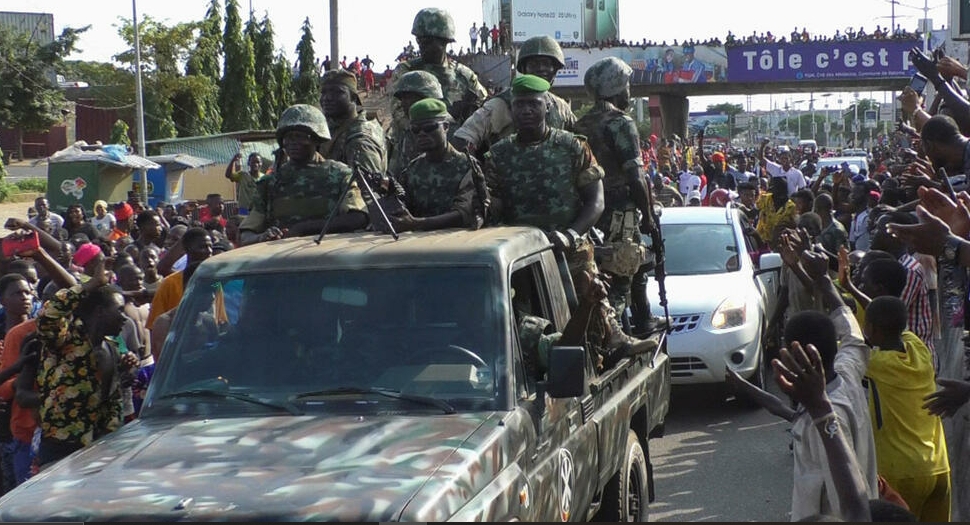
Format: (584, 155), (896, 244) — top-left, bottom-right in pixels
(593, 429), (649, 522)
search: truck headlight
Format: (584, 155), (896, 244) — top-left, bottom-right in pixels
(712, 296), (747, 329)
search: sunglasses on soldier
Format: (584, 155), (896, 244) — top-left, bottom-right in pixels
(409, 122), (442, 135)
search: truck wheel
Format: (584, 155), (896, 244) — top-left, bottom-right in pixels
(593, 429), (648, 522)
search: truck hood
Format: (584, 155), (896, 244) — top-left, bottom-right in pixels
(0, 412), (508, 522)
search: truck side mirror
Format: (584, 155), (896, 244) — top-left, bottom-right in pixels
(546, 346), (586, 398)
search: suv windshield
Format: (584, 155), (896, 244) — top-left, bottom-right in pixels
(653, 223), (739, 276)
(144, 267), (504, 416)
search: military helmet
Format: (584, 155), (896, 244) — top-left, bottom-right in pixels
(411, 8), (456, 42)
(584, 56), (633, 99)
(516, 35), (566, 73)
(393, 70), (444, 99)
(275, 104), (331, 143)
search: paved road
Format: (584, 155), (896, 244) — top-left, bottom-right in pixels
(648, 384), (794, 522)
(5, 162), (48, 180)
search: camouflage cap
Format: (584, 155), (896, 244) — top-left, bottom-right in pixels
(510, 74), (550, 96)
(516, 35), (566, 73)
(393, 70), (444, 99)
(411, 8), (456, 42)
(409, 98), (450, 122)
(276, 104), (331, 143)
(584, 56), (632, 99)
(321, 69), (359, 95)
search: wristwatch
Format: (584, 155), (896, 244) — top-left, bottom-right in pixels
(565, 228), (582, 250)
(944, 236), (963, 263)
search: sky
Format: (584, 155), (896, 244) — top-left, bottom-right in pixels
(2, 0), (952, 112)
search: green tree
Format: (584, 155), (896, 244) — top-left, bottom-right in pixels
(110, 119), (132, 146)
(186, 0), (222, 80)
(251, 12), (280, 129)
(0, 147), (7, 180)
(842, 98), (880, 146)
(273, 51), (294, 120)
(292, 17), (320, 106)
(220, 0), (259, 131)
(115, 16), (198, 140)
(0, 25), (88, 160)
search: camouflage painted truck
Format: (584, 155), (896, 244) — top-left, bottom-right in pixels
(0, 226), (670, 522)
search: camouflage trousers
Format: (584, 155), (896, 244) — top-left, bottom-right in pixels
(564, 237), (625, 369)
(596, 208), (648, 322)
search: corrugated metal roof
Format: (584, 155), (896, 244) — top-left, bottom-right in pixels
(146, 154), (215, 170)
(0, 12), (54, 43)
(157, 135), (277, 164)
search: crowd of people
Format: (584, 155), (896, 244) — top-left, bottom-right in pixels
(559, 23), (924, 50)
(1, 4), (970, 521)
(647, 44), (970, 522)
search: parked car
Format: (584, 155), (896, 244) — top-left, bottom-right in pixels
(644, 206), (782, 389)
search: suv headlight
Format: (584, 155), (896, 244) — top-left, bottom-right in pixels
(712, 296), (747, 329)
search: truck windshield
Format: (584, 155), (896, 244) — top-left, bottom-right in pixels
(144, 266), (504, 415)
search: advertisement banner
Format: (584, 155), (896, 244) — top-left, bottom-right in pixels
(511, 0), (584, 43)
(726, 39), (919, 82)
(556, 44), (728, 87)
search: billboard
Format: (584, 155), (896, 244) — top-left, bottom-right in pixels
(503, 0), (618, 44)
(556, 45), (728, 87)
(726, 39), (918, 82)
(511, 0), (584, 43)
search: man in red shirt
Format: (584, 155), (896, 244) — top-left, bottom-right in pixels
(198, 193), (227, 229)
(490, 25), (500, 54)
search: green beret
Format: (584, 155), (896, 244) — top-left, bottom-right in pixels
(409, 98), (450, 121)
(511, 74), (550, 96)
(321, 69), (359, 95)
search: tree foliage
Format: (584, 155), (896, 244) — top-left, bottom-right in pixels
(186, 0), (222, 80)
(292, 17), (320, 106)
(273, 51), (294, 120)
(0, 25), (88, 157)
(219, 0), (259, 131)
(251, 12), (280, 129)
(110, 119), (132, 146)
(115, 16), (201, 140)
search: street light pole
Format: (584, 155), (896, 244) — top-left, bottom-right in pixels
(132, 0), (149, 206)
(853, 92), (860, 147)
(330, 0), (339, 71)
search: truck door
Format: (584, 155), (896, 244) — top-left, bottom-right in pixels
(510, 258), (598, 521)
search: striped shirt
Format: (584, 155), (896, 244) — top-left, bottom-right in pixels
(898, 253), (934, 354)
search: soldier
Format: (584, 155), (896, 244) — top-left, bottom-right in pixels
(485, 74), (653, 369)
(572, 56), (666, 337)
(239, 104), (368, 245)
(389, 98), (487, 233)
(318, 69), (387, 176)
(392, 8), (488, 127)
(387, 71), (444, 179)
(452, 35), (576, 156)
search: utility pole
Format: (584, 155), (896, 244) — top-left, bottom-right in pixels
(132, 0), (149, 206)
(330, 0), (339, 70)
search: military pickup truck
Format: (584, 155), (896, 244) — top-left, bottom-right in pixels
(0, 226), (670, 522)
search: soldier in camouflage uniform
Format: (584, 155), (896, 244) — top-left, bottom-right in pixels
(239, 104), (368, 245)
(319, 69), (387, 177)
(452, 35), (576, 156)
(485, 75), (654, 369)
(389, 98), (487, 232)
(387, 71), (443, 179)
(573, 56), (666, 337)
(392, 8), (488, 127)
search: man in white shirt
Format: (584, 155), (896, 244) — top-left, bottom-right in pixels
(678, 166), (702, 196)
(760, 141), (807, 196)
(28, 197), (64, 233)
(785, 251), (878, 521)
(469, 23), (478, 53)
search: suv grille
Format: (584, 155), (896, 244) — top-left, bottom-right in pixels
(670, 314), (703, 334)
(671, 357), (707, 377)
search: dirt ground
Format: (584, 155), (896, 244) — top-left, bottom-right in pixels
(0, 198), (42, 238)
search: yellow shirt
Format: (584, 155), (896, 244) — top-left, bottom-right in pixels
(755, 193), (796, 247)
(147, 271), (227, 330)
(866, 331), (949, 479)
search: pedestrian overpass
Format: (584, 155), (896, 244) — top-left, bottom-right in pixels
(545, 37), (921, 139)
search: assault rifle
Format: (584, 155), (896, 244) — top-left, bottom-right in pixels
(315, 164), (403, 243)
(643, 174), (670, 333)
